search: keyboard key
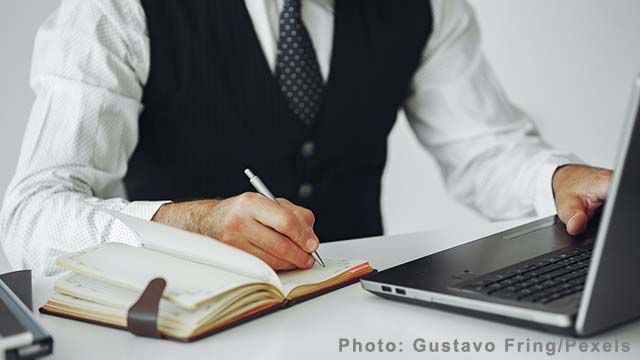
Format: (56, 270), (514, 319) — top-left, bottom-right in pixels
(569, 278), (585, 286)
(497, 279), (515, 287)
(530, 263), (564, 276)
(510, 274), (523, 281)
(542, 280), (556, 287)
(543, 267), (576, 279)
(485, 283), (502, 294)
(519, 281), (534, 288)
(516, 289), (533, 299)
(531, 284), (545, 292)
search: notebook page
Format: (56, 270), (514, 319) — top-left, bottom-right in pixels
(278, 258), (368, 295)
(56, 242), (277, 309)
(103, 209), (281, 289)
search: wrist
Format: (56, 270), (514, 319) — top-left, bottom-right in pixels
(152, 199), (222, 234)
(552, 164), (576, 198)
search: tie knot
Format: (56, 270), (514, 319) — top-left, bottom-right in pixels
(282, 0), (302, 16)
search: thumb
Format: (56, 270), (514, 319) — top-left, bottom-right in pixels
(556, 194), (589, 235)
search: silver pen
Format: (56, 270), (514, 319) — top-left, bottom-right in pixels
(244, 168), (326, 267)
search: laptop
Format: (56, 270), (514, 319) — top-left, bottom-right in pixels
(361, 75), (640, 337)
(1, 270), (53, 359)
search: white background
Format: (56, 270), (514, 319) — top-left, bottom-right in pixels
(1, 0), (640, 270)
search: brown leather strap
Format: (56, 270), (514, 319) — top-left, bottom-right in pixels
(126, 278), (166, 338)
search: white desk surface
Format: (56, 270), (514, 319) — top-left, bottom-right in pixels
(16, 221), (640, 359)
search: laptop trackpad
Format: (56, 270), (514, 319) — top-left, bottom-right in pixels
(455, 219), (595, 276)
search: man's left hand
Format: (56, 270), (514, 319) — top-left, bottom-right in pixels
(552, 164), (612, 235)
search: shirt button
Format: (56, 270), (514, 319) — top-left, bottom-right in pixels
(298, 183), (314, 199)
(301, 141), (315, 157)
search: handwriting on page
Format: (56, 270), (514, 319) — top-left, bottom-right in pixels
(278, 259), (366, 295)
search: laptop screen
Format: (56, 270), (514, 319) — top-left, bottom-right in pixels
(576, 76), (640, 335)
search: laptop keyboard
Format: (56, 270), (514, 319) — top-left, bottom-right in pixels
(457, 245), (594, 305)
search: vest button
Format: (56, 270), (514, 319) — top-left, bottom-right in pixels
(298, 183), (314, 199)
(300, 141), (315, 157)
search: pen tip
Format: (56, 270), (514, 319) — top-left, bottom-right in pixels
(314, 252), (326, 267)
(244, 168), (254, 179)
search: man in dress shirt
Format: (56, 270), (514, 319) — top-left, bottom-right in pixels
(0, 0), (611, 276)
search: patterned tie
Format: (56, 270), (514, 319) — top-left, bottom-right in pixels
(276, 0), (324, 125)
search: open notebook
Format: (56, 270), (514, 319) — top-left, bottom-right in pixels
(40, 211), (373, 341)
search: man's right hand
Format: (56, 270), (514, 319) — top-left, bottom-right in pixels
(151, 193), (319, 270)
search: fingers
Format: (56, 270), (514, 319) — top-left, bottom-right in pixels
(277, 198), (320, 252)
(244, 221), (316, 269)
(243, 243), (298, 271)
(277, 198), (315, 227)
(556, 194), (589, 235)
(224, 235), (297, 270)
(221, 212), (313, 269)
(240, 193), (319, 253)
(567, 211), (588, 236)
(552, 165), (613, 236)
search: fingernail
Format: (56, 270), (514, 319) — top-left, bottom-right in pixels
(306, 256), (316, 267)
(306, 238), (318, 252)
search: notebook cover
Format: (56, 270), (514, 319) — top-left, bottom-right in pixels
(39, 268), (374, 342)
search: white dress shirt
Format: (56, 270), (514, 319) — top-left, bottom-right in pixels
(0, 0), (577, 276)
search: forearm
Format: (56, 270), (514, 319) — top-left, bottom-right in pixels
(152, 199), (223, 235)
(437, 130), (577, 220)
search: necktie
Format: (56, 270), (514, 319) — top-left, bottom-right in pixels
(275, 0), (324, 125)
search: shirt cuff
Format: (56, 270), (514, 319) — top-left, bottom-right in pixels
(120, 200), (172, 221)
(533, 156), (582, 218)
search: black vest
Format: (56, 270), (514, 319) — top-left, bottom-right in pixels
(125, 0), (432, 242)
